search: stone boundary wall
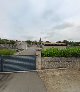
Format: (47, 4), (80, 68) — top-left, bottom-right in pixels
(41, 57), (80, 70)
(36, 50), (80, 70)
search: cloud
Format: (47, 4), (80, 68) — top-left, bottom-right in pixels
(43, 23), (80, 42)
(52, 23), (73, 30)
(0, 0), (80, 41)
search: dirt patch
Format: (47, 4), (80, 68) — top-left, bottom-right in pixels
(38, 69), (80, 92)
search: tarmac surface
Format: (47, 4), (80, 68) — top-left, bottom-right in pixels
(0, 72), (47, 92)
(16, 48), (36, 55)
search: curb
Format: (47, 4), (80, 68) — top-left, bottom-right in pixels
(0, 70), (43, 74)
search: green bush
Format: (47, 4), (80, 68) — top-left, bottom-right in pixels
(0, 49), (16, 55)
(41, 47), (80, 57)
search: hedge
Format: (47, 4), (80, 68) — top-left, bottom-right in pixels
(41, 47), (80, 57)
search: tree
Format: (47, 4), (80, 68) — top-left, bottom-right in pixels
(62, 40), (69, 45)
(26, 40), (32, 45)
(56, 41), (62, 43)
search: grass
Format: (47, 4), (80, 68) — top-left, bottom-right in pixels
(41, 47), (80, 57)
(0, 49), (16, 55)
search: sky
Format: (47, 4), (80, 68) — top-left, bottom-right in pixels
(0, 0), (80, 42)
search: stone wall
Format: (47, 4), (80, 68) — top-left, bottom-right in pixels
(36, 50), (80, 70)
(41, 57), (80, 70)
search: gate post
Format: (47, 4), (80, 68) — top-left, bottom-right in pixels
(36, 49), (42, 70)
(1, 56), (3, 72)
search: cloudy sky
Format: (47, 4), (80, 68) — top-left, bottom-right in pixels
(0, 0), (80, 42)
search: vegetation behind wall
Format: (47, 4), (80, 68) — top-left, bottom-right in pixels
(41, 47), (80, 57)
(0, 49), (16, 55)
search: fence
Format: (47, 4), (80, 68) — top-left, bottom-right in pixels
(1, 50), (79, 71)
(0, 55), (36, 72)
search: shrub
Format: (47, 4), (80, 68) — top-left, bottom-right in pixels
(41, 47), (80, 57)
(0, 49), (16, 55)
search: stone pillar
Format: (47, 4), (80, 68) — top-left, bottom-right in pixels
(36, 49), (42, 70)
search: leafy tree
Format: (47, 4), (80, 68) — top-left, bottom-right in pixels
(62, 40), (69, 45)
(26, 40), (32, 45)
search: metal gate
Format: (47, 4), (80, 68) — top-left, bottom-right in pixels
(0, 55), (36, 72)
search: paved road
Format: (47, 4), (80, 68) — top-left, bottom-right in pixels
(0, 72), (47, 92)
(16, 48), (36, 55)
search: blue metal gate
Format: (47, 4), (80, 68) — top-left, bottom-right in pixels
(0, 55), (36, 72)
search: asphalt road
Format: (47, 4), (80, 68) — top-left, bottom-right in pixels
(0, 72), (47, 92)
(16, 48), (36, 55)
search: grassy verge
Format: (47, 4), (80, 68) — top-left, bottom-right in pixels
(41, 47), (80, 57)
(0, 49), (16, 55)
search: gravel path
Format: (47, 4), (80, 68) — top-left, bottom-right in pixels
(38, 69), (80, 92)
